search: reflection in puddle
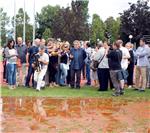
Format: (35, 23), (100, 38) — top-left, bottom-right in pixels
(2, 97), (150, 133)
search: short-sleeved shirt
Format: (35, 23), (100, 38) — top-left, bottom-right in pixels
(38, 53), (49, 70)
(120, 46), (130, 70)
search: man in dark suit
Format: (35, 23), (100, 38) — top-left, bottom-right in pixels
(70, 40), (86, 89)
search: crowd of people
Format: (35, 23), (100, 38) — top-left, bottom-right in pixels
(0, 37), (150, 96)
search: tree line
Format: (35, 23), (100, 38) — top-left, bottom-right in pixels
(0, 0), (150, 46)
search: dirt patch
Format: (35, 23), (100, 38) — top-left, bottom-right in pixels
(1, 97), (150, 133)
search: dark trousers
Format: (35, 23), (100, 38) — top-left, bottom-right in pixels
(48, 63), (57, 83)
(67, 68), (71, 85)
(97, 68), (109, 91)
(70, 69), (81, 87)
(127, 65), (134, 85)
(82, 63), (86, 79)
(25, 64), (34, 87)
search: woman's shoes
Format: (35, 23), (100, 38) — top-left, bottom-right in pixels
(8, 85), (16, 90)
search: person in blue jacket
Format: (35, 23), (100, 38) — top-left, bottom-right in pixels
(70, 40), (86, 89)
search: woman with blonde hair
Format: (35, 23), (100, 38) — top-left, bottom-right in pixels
(125, 42), (135, 88)
(59, 42), (70, 86)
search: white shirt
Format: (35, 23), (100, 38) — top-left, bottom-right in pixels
(120, 46), (130, 70)
(39, 53), (49, 70)
(94, 47), (109, 68)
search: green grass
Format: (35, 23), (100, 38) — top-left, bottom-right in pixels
(1, 86), (150, 100)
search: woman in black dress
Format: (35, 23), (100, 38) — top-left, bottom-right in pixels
(125, 42), (135, 88)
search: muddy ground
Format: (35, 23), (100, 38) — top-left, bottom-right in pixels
(1, 97), (150, 133)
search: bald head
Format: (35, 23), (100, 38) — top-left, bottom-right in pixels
(34, 38), (41, 46)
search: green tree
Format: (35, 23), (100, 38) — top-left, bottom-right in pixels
(12, 8), (33, 41)
(105, 17), (120, 42)
(36, 5), (60, 38)
(36, 0), (89, 43)
(90, 14), (105, 43)
(0, 8), (9, 46)
(42, 28), (52, 40)
(120, 0), (150, 43)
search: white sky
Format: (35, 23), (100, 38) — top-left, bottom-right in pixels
(0, 0), (148, 24)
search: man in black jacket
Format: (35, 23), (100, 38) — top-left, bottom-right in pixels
(107, 42), (123, 96)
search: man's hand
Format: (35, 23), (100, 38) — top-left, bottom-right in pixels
(38, 58), (42, 62)
(70, 54), (74, 59)
(26, 62), (29, 67)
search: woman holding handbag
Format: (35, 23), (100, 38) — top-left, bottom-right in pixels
(94, 42), (109, 91)
(5, 40), (18, 89)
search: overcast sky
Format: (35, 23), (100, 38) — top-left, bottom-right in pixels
(0, 0), (148, 24)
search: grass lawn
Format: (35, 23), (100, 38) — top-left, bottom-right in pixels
(1, 86), (150, 100)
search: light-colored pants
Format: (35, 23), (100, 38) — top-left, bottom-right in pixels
(17, 63), (26, 86)
(0, 62), (3, 85)
(135, 66), (147, 90)
(110, 70), (121, 93)
(34, 68), (47, 90)
(147, 68), (150, 88)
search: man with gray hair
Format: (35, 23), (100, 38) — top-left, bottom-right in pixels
(33, 45), (49, 91)
(15, 37), (27, 86)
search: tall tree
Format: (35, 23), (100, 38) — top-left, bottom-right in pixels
(36, 0), (89, 43)
(0, 8), (9, 46)
(70, 0), (89, 41)
(105, 17), (120, 42)
(120, 0), (150, 44)
(36, 5), (60, 38)
(42, 28), (52, 40)
(90, 14), (105, 43)
(12, 8), (33, 41)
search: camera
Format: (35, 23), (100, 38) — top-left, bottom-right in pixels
(32, 53), (42, 72)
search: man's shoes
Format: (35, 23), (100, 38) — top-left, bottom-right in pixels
(76, 86), (80, 89)
(36, 89), (40, 92)
(120, 88), (125, 95)
(120, 91), (124, 95)
(25, 85), (30, 88)
(112, 93), (120, 97)
(138, 89), (145, 92)
(41, 87), (45, 90)
(133, 88), (139, 91)
(86, 82), (91, 86)
(60, 84), (66, 87)
(70, 86), (74, 89)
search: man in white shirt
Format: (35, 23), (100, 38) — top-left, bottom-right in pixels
(117, 40), (130, 92)
(118, 40), (130, 70)
(33, 45), (49, 91)
(84, 41), (92, 85)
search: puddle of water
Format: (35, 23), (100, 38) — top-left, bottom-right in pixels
(1, 97), (150, 133)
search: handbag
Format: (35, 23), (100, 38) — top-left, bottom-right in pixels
(17, 58), (21, 67)
(90, 50), (106, 70)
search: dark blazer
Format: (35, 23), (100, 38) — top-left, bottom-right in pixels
(15, 44), (27, 63)
(70, 48), (86, 70)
